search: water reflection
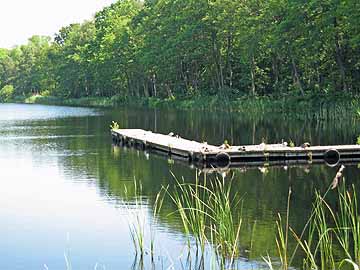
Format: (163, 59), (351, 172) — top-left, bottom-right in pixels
(0, 103), (359, 269)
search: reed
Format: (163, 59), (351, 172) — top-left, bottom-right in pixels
(263, 165), (360, 270)
(123, 180), (146, 258)
(334, 184), (360, 266)
(121, 168), (358, 270)
(150, 186), (167, 260)
(274, 189), (291, 270)
(291, 180), (360, 270)
(312, 193), (335, 269)
(167, 172), (243, 265)
(208, 176), (243, 260)
(262, 254), (275, 270)
(168, 173), (208, 253)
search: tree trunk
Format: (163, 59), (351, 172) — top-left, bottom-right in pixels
(219, 55), (224, 89)
(272, 54), (279, 86)
(84, 77), (89, 96)
(226, 33), (233, 88)
(125, 71), (131, 96)
(334, 38), (347, 92)
(180, 60), (190, 93)
(165, 83), (174, 99)
(250, 55), (256, 95)
(143, 78), (149, 98)
(290, 56), (304, 95)
(212, 31), (224, 90)
(152, 74), (157, 97)
(333, 17), (348, 92)
(192, 60), (199, 93)
(133, 76), (140, 97)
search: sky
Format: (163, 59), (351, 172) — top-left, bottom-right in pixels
(0, 0), (116, 48)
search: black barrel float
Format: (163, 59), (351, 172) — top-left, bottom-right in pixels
(215, 152), (231, 168)
(324, 149), (340, 167)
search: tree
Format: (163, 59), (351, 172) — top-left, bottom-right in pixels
(0, 84), (14, 101)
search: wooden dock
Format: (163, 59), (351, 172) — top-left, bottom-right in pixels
(111, 129), (360, 168)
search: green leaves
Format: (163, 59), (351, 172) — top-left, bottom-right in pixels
(0, 84), (14, 102)
(1, 0), (360, 99)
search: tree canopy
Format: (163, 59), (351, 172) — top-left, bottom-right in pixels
(1, 0), (359, 101)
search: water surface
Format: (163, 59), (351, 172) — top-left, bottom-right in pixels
(0, 103), (359, 270)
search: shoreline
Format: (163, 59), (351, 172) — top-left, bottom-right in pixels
(7, 93), (360, 119)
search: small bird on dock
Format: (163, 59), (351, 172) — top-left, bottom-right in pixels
(301, 142), (311, 148)
(239, 146), (246, 151)
(168, 132), (181, 138)
(201, 142), (209, 152)
(219, 140), (231, 149)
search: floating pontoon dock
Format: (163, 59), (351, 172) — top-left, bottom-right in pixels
(111, 129), (360, 168)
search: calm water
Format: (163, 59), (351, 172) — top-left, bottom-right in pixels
(0, 103), (359, 270)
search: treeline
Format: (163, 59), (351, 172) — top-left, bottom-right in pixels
(0, 0), (360, 101)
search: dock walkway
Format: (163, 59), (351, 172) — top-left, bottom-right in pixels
(111, 129), (360, 168)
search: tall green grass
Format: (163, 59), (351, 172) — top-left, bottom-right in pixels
(274, 189), (292, 270)
(268, 165), (360, 270)
(120, 168), (359, 270)
(124, 180), (146, 259)
(167, 173), (209, 254)
(290, 182), (359, 270)
(150, 186), (167, 261)
(167, 173), (243, 267)
(336, 184), (360, 266)
(122, 179), (167, 263)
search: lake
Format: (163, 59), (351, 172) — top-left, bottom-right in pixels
(0, 103), (359, 270)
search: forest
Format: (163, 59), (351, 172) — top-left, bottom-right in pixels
(0, 0), (359, 102)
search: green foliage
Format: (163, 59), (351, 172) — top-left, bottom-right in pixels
(0, 85), (14, 102)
